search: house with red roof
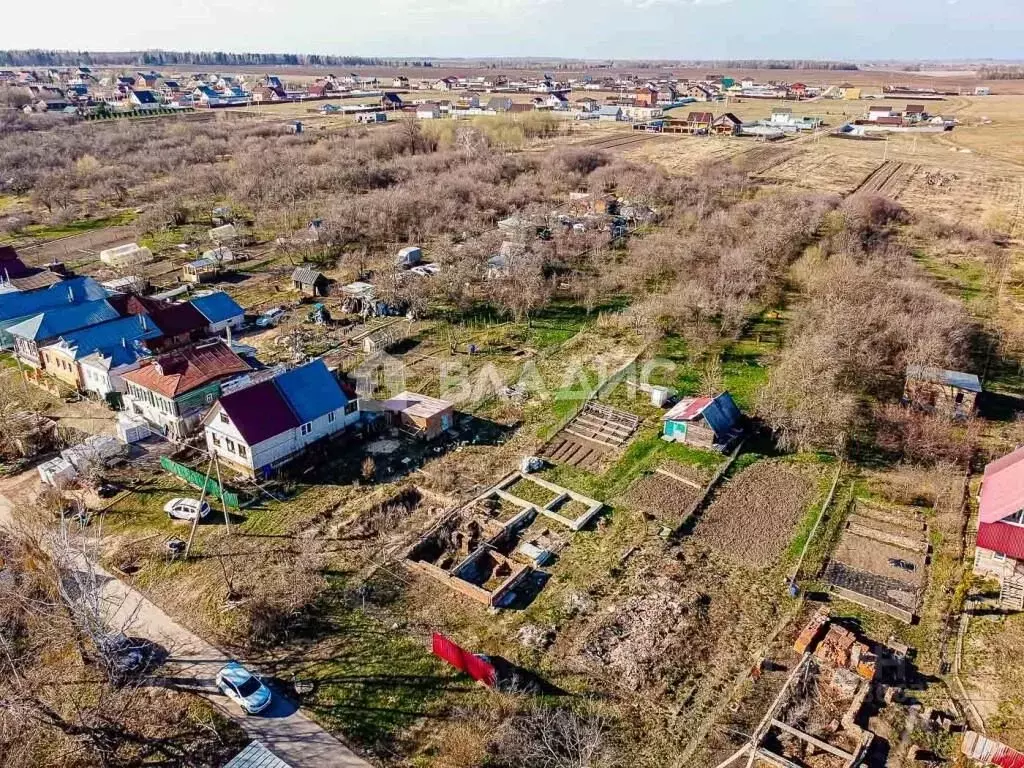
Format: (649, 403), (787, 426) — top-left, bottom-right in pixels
(974, 446), (1024, 610)
(202, 360), (358, 477)
(661, 391), (742, 451)
(122, 340), (250, 438)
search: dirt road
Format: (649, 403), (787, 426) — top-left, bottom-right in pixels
(0, 470), (371, 768)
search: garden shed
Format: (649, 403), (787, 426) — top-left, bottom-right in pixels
(662, 392), (742, 450)
(290, 266), (329, 296)
(903, 364), (980, 418)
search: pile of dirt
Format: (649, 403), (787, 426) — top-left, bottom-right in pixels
(694, 461), (816, 568)
(577, 579), (710, 691)
(621, 473), (700, 521)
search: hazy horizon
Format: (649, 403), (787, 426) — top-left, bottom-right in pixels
(3, 0), (1023, 62)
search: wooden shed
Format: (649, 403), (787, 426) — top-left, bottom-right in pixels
(903, 365), (980, 418)
(662, 392), (742, 450)
(383, 391), (454, 440)
(290, 266), (329, 296)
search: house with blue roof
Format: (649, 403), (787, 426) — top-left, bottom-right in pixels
(40, 314), (162, 397)
(203, 359), (359, 477)
(7, 298), (120, 368)
(189, 292), (245, 334)
(0, 276), (110, 349)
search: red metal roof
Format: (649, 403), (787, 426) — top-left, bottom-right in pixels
(979, 447), (1024, 524)
(977, 521), (1024, 560)
(217, 379), (299, 445)
(663, 396), (713, 422)
(123, 341), (250, 398)
(149, 302), (209, 337)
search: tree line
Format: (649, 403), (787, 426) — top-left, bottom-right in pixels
(0, 50), (387, 68)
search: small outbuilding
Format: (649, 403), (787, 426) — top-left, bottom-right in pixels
(662, 392), (742, 450)
(903, 365), (980, 418)
(383, 391), (454, 440)
(99, 243), (153, 268)
(290, 266), (329, 296)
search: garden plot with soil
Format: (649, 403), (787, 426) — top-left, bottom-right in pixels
(824, 500), (929, 622)
(693, 460), (818, 569)
(620, 469), (702, 523)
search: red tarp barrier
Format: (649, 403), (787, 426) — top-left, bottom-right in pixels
(431, 632), (496, 687)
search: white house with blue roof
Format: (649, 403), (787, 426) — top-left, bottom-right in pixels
(190, 291), (245, 334)
(203, 359), (360, 477)
(39, 313), (162, 395)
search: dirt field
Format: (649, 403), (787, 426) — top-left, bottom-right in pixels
(694, 460), (817, 568)
(620, 471), (701, 522)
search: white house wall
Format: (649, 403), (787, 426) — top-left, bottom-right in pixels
(205, 405), (352, 475)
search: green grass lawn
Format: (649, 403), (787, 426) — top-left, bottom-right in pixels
(2, 211), (137, 242)
(540, 428), (722, 502)
(277, 581), (471, 751)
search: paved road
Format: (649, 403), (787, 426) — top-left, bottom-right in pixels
(0, 470), (371, 768)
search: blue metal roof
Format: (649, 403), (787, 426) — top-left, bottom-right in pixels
(190, 292), (244, 325)
(702, 392), (741, 436)
(906, 364), (982, 394)
(0, 276), (109, 323)
(7, 299), (119, 341)
(49, 314), (162, 366)
(274, 359), (347, 424)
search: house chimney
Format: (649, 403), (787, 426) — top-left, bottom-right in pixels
(67, 286), (74, 303)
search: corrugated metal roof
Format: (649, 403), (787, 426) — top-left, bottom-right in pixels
(123, 340), (250, 398)
(0, 276), (109, 323)
(702, 392), (742, 435)
(977, 521), (1024, 560)
(275, 360), (347, 424)
(662, 392), (740, 437)
(663, 397), (713, 422)
(979, 446), (1024, 525)
(291, 266), (325, 286)
(190, 292), (244, 325)
(7, 299), (119, 340)
(224, 741), (292, 768)
(45, 314), (162, 365)
(906, 364), (982, 393)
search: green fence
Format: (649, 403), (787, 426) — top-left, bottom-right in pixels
(160, 456), (240, 509)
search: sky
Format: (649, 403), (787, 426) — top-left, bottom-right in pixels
(2, 0), (1023, 61)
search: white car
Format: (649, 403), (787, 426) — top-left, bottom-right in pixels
(216, 661), (272, 714)
(255, 307), (286, 328)
(163, 497), (211, 521)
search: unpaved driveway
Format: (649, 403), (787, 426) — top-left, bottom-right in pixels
(0, 469), (371, 768)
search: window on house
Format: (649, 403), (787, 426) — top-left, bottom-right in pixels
(1008, 509), (1024, 526)
(212, 433), (221, 447)
(344, 400), (358, 415)
(205, 392), (215, 404)
(237, 445), (247, 458)
(226, 438), (235, 452)
(301, 422), (312, 435)
(220, 412), (229, 424)
(955, 391), (965, 404)
(328, 412), (336, 423)
(993, 552), (1007, 562)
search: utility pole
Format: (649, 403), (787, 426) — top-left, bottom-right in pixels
(184, 454), (215, 560)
